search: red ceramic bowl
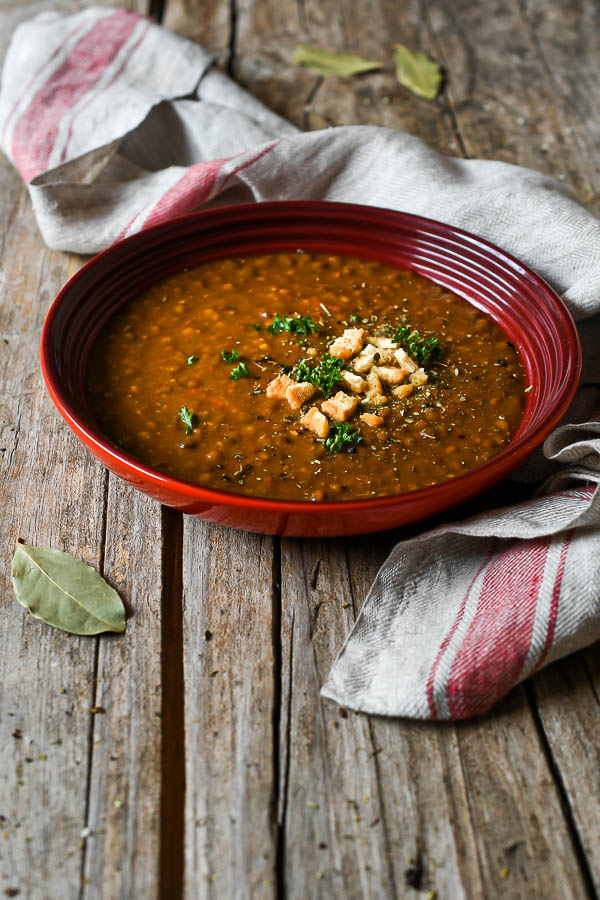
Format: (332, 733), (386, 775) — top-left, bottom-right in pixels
(41, 201), (581, 537)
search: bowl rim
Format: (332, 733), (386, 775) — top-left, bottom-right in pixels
(41, 200), (582, 514)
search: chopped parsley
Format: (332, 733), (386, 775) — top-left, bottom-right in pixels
(187, 355), (199, 366)
(230, 361), (251, 380)
(221, 349), (240, 363)
(266, 313), (320, 336)
(250, 323), (263, 331)
(324, 422), (363, 455)
(292, 353), (345, 398)
(393, 324), (441, 366)
(178, 406), (196, 434)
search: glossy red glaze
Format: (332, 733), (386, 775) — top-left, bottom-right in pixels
(41, 202), (581, 537)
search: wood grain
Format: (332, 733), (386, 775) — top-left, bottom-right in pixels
(0, 4), (157, 899)
(80, 482), (164, 900)
(181, 521), (277, 899)
(0, 156), (104, 899)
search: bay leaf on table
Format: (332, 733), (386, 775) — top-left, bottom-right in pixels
(11, 542), (126, 635)
(292, 45), (383, 78)
(393, 43), (443, 100)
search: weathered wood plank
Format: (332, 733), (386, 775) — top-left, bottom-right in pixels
(80, 483), (164, 900)
(530, 654), (600, 893)
(425, 0), (600, 209)
(163, 0), (232, 66)
(278, 539), (395, 899)
(0, 158), (105, 900)
(0, 3), (158, 898)
(181, 521), (278, 899)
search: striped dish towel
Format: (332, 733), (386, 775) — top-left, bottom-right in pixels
(2, 7), (600, 719)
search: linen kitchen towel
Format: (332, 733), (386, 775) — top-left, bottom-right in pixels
(2, 6), (600, 719)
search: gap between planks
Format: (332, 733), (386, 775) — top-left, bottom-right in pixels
(78, 469), (110, 900)
(159, 507), (185, 900)
(524, 681), (599, 900)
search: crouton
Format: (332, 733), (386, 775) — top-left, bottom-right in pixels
(300, 406), (330, 438)
(392, 384), (414, 399)
(353, 344), (378, 373)
(409, 368), (428, 386)
(394, 347), (418, 373)
(370, 336), (398, 350)
(372, 365), (407, 386)
(366, 370), (383, 394)
(329, 327), (368, 361)
(285, 381), (316, 411)
(362, 392), (387, 407)
(340, 370), (368, 394)
(266, 373), (294, 399)
(360, 413), (385, 428)
(320, 391), (360, 421)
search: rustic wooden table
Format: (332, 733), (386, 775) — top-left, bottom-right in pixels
(1, 1), (599, 898)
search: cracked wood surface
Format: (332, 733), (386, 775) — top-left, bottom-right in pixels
(1, 0), (599, 898)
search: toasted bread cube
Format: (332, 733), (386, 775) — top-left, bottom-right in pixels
(300, 406), (330, 438)
(372, 365), (408, 386)
(360, 413), (385, 428)
(353, 344), (378, 373)
(366, 370), (383, 395)
(321, 391), (360, 422)
(370, 336), (398, 350)
(340, 370), (368, 394)
(329, 327), (368, 361)
(285, 381), (316, 411)
(392, 383), (414, 399)
(362, 392), (388, 407)
(394, 347), (418, 373)
(409, 368), (428, 387)
(266, 373), (294, 399)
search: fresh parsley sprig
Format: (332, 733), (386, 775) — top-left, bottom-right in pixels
(179, 406), (196, 434)
(292, 353), (344, 398)
(267, 313), (320, 336)
(230, 361), (251, 380)
(324, 421), (363, 454)
(393, 324), (440, 366)
(221, 349), (240, 363)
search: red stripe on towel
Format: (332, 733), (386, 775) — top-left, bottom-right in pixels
(59, 20), (151, 163)
(11, 9), (140, 180)
(446, 536), (551, 718)
(534, 531), (572, 672)
(140, 140), (281, 231)
(1, 16), (90, 145)
(425, 546), (496, 719)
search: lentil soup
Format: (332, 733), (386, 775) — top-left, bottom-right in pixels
(86, 252), (526, 502)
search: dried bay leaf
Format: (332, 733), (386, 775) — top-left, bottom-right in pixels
(293, 45), (383, 78)
(11, 542), (126, 635)
(393, 43), (443, 100)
